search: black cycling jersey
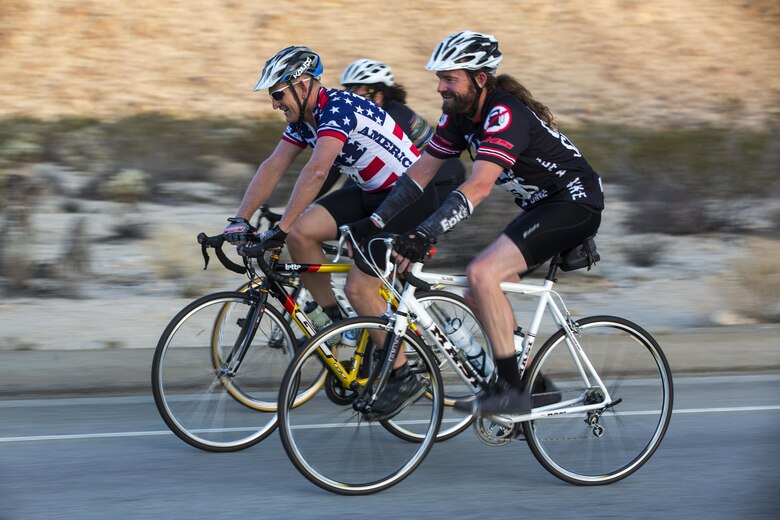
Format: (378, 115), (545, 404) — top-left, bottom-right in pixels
(426, 89), (604, 211)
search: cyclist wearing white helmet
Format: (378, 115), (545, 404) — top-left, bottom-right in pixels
(351, 31), (605, 416)
(224, 46), (439, 415)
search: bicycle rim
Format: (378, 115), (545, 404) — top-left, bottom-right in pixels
(152, 292), (295, 452)
(278, 317), (443, 495)
(523, 316), (674, 484)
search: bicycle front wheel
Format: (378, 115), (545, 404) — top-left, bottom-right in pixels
(152, 291), (296, 452)
(523, 315), (673, 485)
(278, 316), (444, 495)
(386, 290), (489, 442)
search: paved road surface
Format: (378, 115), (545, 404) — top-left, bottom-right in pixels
(1, 374), (778, 519)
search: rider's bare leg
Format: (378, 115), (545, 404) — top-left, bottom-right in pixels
(286, 204), (338, 309)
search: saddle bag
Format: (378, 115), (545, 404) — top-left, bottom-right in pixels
(559, 236), (600, 272)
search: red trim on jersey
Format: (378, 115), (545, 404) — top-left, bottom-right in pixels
(316, 87), (330, 111)
(409, 143), (421, 157)
(318, 129), (348, 142)
(282, 135), (307, 148)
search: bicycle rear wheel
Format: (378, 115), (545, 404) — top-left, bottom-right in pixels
(278, 317), (443, 495)
(152, 291), (296, 452)
(523, 316), (673, 485)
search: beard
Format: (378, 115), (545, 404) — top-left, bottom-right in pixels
(441, 85), (477, 115)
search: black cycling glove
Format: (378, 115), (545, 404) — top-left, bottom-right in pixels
(223, 217), (256, 244)
(394, 230), (435, 263)
(256, 225), (288, 248)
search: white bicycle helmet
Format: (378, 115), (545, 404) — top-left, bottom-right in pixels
(425, 31), (502, 73)
(340, 59), (395, 87)
(253, 46), (324, 91)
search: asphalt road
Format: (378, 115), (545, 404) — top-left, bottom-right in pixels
(1, 374), (778, 520)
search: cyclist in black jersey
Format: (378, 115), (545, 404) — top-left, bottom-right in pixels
(351, 31), (605, 416)
(317, 59), (466, 201)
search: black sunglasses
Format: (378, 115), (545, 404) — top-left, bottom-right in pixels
(268, 78), (309, 101)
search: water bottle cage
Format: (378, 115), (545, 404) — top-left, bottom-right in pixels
(466, 351), (488, 378)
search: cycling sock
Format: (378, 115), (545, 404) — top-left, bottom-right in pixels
(496, 356), (521, 389)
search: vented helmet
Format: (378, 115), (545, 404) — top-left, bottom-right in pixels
(425, 31), (502, 73)
(253, 46), (324, 91)
(340, 59), (395, 87)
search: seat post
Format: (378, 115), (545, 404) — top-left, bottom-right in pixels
(546, 256), (561, 282)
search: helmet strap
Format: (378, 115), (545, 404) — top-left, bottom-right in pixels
(466, 71), (484, 119)
(288, 77), (314, 123)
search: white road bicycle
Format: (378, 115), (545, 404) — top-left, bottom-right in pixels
(277, 231), (674, 495)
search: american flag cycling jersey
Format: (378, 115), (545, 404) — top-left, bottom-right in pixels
(281, 87), (421, 192)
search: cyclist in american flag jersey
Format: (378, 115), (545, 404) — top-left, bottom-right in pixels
(223, 47), (439, 402)
(281, 86), (418, 192)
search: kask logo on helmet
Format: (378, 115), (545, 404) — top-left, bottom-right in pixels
(292, 56), (313, 79)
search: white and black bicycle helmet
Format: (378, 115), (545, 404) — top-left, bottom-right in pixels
(340, 59), (395, 87)
(253, 46), (324, 91)
(425, 31), (502, 73)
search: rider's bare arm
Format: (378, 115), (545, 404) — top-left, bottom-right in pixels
(279, 136), (344, 233)
(455, 159), (504, 209)
(236, 139), (303, 220)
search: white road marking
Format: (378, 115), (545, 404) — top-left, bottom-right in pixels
(1, 405), (779, 443)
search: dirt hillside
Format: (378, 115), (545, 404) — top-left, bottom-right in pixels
(1, 0), (779, 127)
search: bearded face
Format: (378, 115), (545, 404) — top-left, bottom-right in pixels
(436, 70), (479, 115)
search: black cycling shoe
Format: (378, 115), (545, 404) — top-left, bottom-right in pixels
(454, 380), (531, 416)
(369, 364), (426, 420)
(531, 373), (562, 408)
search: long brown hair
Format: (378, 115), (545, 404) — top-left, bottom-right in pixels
(486, 73), (556, 128)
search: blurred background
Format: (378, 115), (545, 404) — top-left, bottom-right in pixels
(1, 0), (779, 350)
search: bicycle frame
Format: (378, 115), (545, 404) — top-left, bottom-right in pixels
(396, 262), (614, 425)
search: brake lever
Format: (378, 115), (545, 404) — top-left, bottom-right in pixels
(335, 225), (351, 263)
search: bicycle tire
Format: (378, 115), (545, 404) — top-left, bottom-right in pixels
(522, 315), (674, 485)
(380, 290), (487, 442)
(277, 316), (444, 495)
(152, 291), (296, 452)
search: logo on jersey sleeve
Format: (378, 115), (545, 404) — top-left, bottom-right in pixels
(483, 105), (512, 134)
(437, 114), (450, 129)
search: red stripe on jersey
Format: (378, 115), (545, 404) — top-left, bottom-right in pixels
(359, 156), (385, 181)
(409, 143), (421, 157)
(317, 87), (329, 111)
(392, 122), (404, 141)
(282, 135), (307, 148)
(370, 172), (398, 192)
(318, 129), (348, 142)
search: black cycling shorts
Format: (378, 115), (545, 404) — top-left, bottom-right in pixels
(317, 182), (439, 275)
(503, 201), (601, 269)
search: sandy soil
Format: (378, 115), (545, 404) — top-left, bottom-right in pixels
(1, 0), (779, 127)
